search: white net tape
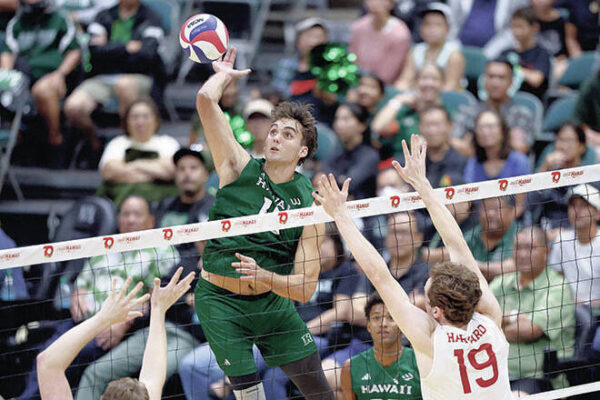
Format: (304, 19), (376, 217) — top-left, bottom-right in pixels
(0, 165), (598, 269)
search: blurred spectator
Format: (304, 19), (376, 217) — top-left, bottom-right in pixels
(572, 73), (600, 148)
(533, 123), (597, 234)
(452, 59), (535, 155)
(264, 227), (360, 400)
(0, 223), (28, 300)
(243, 99), (274, 158)
(0, 0), (17, 44)
(548, 185), (600, 312)
(395, 3), (465, 91)
(17, 196), (178, 400)
(346, 72), (385, 119)
(531, 0), (571, 81)
(448, 0), (529, 58)
(399, 105), (467, 188)
(64, 0), (166, 150)
(1, 0), (81, 146)
(271, 17), (328, 99)
(322, 212), (430, 394)
(319, 103), (379, 200)
(372, 63), (444, 159)
(97, 97), (179, 208)
(490, 226), (575, 395)
(464, 196), (518, 280)
(290, 79), (339, 127)
(339, 294), (421, 400)
(154, 147), (215, 269)
(464, 109), (531, 184)
(500, 7), (551, 99)
(558, 0), (600, 56)
(349, 0), (412, 85)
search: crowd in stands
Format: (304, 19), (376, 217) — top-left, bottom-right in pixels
(1, 0), (600, 398)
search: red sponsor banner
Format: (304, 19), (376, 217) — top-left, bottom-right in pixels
(43, 245), (54, 258)
(117, 235), (140, 244)
(348, 202), (370, 211)
(103, 236), (114, 249)
(221, 220), (231, 232)
(563, 170), (584, 179)
(0, 251), (20, 262)
(57, 244), (81, 253)
(406, 195), (422, 203)
(234, 218), (257, 228)
(176, 227), (200, 236)
(390, 195), (400, 208)
(162, 229), (173, 241)
(552, 171), (561, 183)
(278, 211), (288, 224)
(457, 186), (479, 195)
(444, 187), (455, 200)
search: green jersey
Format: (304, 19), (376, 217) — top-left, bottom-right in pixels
(203, 158), (315, 278)
(4, 12), (79, 81)
(350, 347), (422, 400)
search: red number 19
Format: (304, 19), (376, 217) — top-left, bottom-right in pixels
(453, 343), (499, 394)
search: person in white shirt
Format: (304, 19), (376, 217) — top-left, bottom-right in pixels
(313, 135), (512, 400)
(549, 184), (600, 313)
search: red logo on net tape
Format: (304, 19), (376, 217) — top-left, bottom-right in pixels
(162, 229), (173, 240)
(103, 237), (114, 249)
(43, 245), (54, 258)
(444, 187), (455, 200)
(390, 196), (400, 208)
(278, 212), (288, 224)
(552, 171), (561, 183)
(221, 220), (231, 232)
(498, 179), (508, 191)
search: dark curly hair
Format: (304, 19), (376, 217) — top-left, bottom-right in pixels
(427, 261), (482, 325)
(271, 102), (318, 165)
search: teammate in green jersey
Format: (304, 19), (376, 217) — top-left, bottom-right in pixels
(341, 293), (422, 400)
(194, 48), (331, 400)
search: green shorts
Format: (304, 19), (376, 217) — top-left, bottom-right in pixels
(195, 278), (317, 377)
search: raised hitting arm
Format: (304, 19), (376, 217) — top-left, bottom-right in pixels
(38, 278), (149, 400)
(392, 135), (502, 326)
(139, 267), (195, 400)
(196, 48), (252, 187)
(313, 175), (435, 356)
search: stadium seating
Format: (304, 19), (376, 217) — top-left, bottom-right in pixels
(558, 51), (597, 90)
(512, 90), (544, 140)
(541, 95), (578, 133)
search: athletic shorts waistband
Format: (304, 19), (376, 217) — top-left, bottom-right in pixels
(196, 277), (272, 301)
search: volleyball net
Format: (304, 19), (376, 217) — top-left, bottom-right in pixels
(0, 164), (599, 399)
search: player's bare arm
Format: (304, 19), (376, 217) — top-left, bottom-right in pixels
(340, 359), (357, 400)
(196, 47), (252, 187)
(233, 222), (325, 302)
(313, 175), (435, 357)
(139, 268), (195, 400)
(393, 135), (502, 327)
(38, 278), (149, 400)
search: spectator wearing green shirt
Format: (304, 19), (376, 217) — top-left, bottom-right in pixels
(464, 195), (518, 281)
(1, 0), (81, 147)
(371, 63), (444, 159)
(572, 73), (600, 148)
(490, 226), (575, 396)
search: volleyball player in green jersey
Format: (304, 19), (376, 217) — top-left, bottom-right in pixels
(341, 294), (422, 400)
(194, 48), (332, 400)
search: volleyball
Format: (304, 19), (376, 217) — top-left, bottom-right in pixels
(179, 13), (229, 63)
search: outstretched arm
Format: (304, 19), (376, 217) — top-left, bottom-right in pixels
(38, 278), (149, 400)
(196, 48), (252, 187)
(393, 135), (502, 327)
(313, 175), (435, 356)
(139, 267), (195, 400)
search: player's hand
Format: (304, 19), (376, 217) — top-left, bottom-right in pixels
(150, 267), (196, 314)
(212, 47), (251, 79)
(96, 321), (129, 350)
(232, 253), (273, 289)
(312, 174), (351, 218)
(392, 135), (427, 188)
(95, 277), (149, 327)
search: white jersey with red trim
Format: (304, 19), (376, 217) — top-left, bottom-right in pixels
(421, 312), (511, 400)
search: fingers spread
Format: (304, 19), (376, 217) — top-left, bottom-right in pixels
(341, 178), (351, 194)
(125, 281), (144, 302)
(169, 266), (184, 287)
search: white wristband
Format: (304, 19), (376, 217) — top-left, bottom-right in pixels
(387, 98), (403, 111)
(508, 310), (519, 324)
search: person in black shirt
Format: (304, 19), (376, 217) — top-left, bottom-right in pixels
(154, 147), (215, 270)
(501, 7), (551, 100)
(319, 103), (380, 200)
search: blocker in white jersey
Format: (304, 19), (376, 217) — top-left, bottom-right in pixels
(314, 136), (512, 400)
(421, 312), (511, 400)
